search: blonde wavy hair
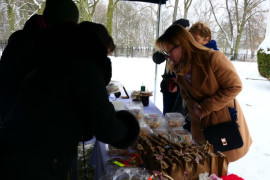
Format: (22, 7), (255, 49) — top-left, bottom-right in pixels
(155, 24), (212, 75)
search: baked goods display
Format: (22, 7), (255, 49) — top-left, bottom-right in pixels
(137, 134), (229, 180)
(102, 95), (243, 180)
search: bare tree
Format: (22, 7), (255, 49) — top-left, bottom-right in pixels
(5, 0), (15, 34)
(183, 0), (193, 18)
(106, 0), (119, 35)
(2, 0), (44, 35)
(191, 0), (213, 23)
(168, 0), (193, 23)
(209, 0), (267, 59)
(243, 13), (266, 59)
(74, 0), (100, 22)
(92, 1), (107, 23)
(112, 2), (157, 48)
(172, 0), (179, 22)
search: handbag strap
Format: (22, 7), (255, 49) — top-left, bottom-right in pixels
(200, 99), (238, 130)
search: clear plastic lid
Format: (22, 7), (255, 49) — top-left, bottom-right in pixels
(165, 112), (185, 127)
(169, 127), (193, 143)
(144, 113), (163, 129)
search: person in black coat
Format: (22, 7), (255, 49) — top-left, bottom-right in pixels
(153, 18), (190, 115)
(0, 1), (139, 179)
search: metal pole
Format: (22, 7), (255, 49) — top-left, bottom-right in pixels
(154, 0), (162, 104)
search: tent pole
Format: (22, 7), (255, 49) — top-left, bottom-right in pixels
(154, 0), (162, 105)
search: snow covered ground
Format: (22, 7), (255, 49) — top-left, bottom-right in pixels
(110, 56), (270, 180)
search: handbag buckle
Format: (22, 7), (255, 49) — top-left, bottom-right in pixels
(221, 138), (228, 146)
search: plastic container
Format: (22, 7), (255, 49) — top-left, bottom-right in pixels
(144, 113), (163, 129)
(139, 121), (153, 137)
(165, 112), (185, 127)
(125, 101), (144, 121)
(170, 127), (192, 143)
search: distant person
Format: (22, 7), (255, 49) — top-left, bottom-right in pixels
(189, 21), (219, 50)
(153, 18), (190, 116)
(0, 1), (139, 180)
(155, 24), (252, 162)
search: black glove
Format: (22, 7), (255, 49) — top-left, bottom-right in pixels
(228, 107), (237, 121)
(110, 110), (140, 149)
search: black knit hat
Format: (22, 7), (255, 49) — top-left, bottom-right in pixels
(173, 18), (190, 28)
(43, 0), (79, 25)
(152, 51), (165, 64)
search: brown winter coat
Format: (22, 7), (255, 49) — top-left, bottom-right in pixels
(177, 50), (252, 162)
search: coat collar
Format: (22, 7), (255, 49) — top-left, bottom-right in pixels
(177, 61), (208, 93)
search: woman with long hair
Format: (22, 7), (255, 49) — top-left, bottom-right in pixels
(156, 24), (252, 162)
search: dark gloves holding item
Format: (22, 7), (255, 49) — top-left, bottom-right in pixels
(110, 110), (140, 149)
(228, 107), (238, 121)
(152, 51), (166, 64)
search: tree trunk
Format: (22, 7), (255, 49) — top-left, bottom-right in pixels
(107, 0), (119, 36)
(173, 0), (179, 23)
(6, 0), (15, 34)
(184, 0), (193, 19)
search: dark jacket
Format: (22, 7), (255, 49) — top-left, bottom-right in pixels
(0, 21), (139, 179)
(1, 21), (139, 148)
(0, 15), (45, 123)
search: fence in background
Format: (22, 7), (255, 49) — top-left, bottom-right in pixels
(0, 40), (8, 51)
(0, 40), (257, 61)
(224, 53), (257, 62)
(112, 46), (154, 58)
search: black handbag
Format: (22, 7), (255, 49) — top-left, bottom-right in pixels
(202, 100), (243, 152)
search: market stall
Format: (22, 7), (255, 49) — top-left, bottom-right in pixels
(88, 83), (244, 180)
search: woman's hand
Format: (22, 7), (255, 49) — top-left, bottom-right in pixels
(194, 102), (204, 118)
